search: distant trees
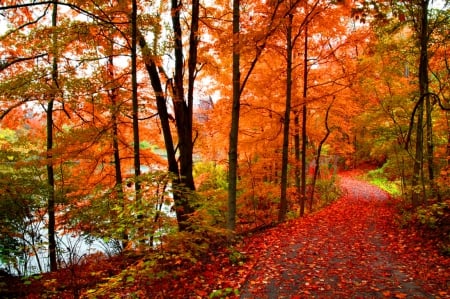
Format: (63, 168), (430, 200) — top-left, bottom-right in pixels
(353, 0), (450, 205)
(210, 0), (366, 228)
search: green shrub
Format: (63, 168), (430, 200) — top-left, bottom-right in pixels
(366, 167), (402, 196)
(416, 200), (450, 229)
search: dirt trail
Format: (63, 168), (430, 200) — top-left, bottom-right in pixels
(238, 175), (440, 298)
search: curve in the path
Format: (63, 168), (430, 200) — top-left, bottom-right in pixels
(239, 176), (433, 299)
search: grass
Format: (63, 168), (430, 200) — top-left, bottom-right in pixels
(362, 168), (402, 197)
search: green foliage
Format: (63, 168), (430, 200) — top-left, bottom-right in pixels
(193, 162), (229, 227)
(0, 128), (17, 143)
(314, 175), (342, 208)
(366, 166), (402, 196)
(194, 161), (228, 191)
(209, 287), (240, 298)
(228, 246), (246, 265)
(416, 200), (450, 229)
(0, 129), (48, 275)
(67, 170), (179, 250)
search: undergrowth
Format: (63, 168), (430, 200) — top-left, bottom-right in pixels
(363, 167), (402, 197)
(364, 166), (450, 256)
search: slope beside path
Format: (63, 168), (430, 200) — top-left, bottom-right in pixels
(236, 174), (450, 298)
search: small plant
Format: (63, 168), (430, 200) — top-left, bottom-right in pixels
(228, 247), (246, 266)
(209, 287), (240, 298)
(416, 200), (449, 229)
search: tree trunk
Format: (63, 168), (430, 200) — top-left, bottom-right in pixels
(131, 0), (141, 201)
(227, 0), (240, 231)
(279, 13), (293, 222)
(138, 32), (188, 230)
(47, 0), (58, 272)
(300, 24), (308, 217)
(412, 0), (430, 207)
(137, 0), (199, 231)
(310, 100), (333, 211)
(294, 111), (301, 212)
(170, 0), (197, 231)
(422, 0), (437, 200)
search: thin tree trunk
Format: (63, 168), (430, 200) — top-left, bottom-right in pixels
(411, 109), (424, 207)
(188, 0), (200, 115)
(300, 24), (308, 217)
(422, 0), (437, 200)
(310, 99), (333, 212)
(294, 111), (300, 210)
(47, 0), (58, 272)
(227, 0), (240, 231)
(279, 13), (293, 222)
(131, 0), (141, 201)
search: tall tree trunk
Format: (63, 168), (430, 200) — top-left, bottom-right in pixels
(188, 0), (200, 115)
(227, 0), (240, 231)
(170, 0), (197, 231)
(138, 33), (186, 230)
(412, 0), (430, 207)
(131, 0), (141, 201)
(421, 0), (438, 200)
(279, 13), (293, 222)
(294, 111), (301, 211)
(47, 0), (58, 272)
(300, 24), (308, 217)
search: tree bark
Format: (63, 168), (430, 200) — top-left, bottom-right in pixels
(138, 32), (188, 230)
(279, 13), (293, 222)
(422, 0), (438, 200)
(227, 0), (240, 231)
(47, 0), (58, 272)
(412, 0), (430, 207)
(300, 24), (308, 217)
(170, 0), (197, 231)
(294, 111), (301, 212)
(139, 0), (199, 231)
(131, 0), (141, 200)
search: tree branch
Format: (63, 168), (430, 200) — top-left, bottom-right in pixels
(0, 54), (47, 72)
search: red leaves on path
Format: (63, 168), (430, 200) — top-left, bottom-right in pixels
(235, 174), (450, 298)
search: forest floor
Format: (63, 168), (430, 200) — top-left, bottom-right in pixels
(5, 172), (450, 298)
(147, 171), (450, 298)
(234, 173), (450, 298)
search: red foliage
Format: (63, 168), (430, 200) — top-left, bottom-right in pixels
(11, 174), (450, 298)
(235, 175), (450, 298)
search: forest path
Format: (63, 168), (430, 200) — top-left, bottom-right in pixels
(236, 174), (446, 298)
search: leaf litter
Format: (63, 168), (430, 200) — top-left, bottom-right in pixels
(236, 174), (449, 298)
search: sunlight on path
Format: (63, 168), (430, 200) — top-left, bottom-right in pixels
(239, 176), (433, 299)
(340, 176), (390, 201)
